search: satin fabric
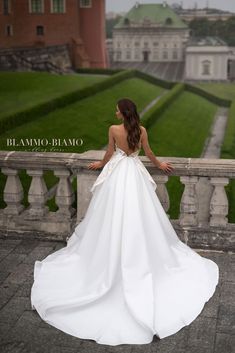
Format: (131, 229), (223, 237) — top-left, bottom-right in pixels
(31, 146), (219, 346)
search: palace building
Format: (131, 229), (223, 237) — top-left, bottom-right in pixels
(112, 1), (190, 63)
(0, 0), (108, 70)
(109, 2), (235, 82)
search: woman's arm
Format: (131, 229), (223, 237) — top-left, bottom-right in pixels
(87, 126), (115, 170)
(141, 127), (174, 173)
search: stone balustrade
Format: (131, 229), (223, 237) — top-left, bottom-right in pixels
(0, 150), (234, 251)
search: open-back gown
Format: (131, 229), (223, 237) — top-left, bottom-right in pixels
(30, 145), (219, 346)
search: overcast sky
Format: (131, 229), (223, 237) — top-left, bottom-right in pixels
(106, 0), (235, 13)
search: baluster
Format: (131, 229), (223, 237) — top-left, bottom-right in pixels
(1, 167), (24, 215)
(179, 176), (199, 226)
(155, 175), (170, 216)
(27, 169), (48, 217)
(77, 169), (97, 224)
(209, 177), (229, 227)
(54, 169), (75, 217)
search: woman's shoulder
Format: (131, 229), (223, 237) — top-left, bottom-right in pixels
(111, 124), (145, 129)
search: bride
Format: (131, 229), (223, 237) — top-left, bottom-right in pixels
(31, 98), (219, 346)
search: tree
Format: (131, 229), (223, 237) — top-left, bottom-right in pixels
(189, 18), (210, 36)
(106, 16), (122, 39)
(188, 16), (235, 45)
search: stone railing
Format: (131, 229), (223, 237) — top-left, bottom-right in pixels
(0, 150), (234, 251)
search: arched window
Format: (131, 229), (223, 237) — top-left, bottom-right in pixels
(202, 60), (211, 75)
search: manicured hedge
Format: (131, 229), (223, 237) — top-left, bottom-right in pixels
(185, 83), (231, 107)
(134, 70), (175, 90)
(0, 69), (136, 134)
(1, 68), (231, 135)
(141, 83), (185, 129)
(75, 68), (124, 75)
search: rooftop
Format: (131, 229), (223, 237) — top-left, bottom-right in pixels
(114, 2), (188, 29)
(187, 36), (228, 47)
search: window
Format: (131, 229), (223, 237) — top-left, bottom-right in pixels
(163, 51), (168, 59)
(202, 60), (211, 75)
(134, 52), (140, 60)
(126, 51), (131, 59)
(29, 0), (44, 13)
(80, 0), (92, 7)
(5, 24), (13, 36)
(51, 0), (65, 13)
(144, 42), (148, 48)
(153, 51), (159, 60)
(134, 41), (140, 47)
(36, 25), (44, 35)
(134, 49), (140, 58)
(173, 51), (178, 59)
(3, 0), (10, 15)
(116, 51), (121, 60)
(153, 42), (159, 47)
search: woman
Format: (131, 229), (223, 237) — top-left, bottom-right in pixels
(31, 98), (219, 346)
(87, 99), (173, 173)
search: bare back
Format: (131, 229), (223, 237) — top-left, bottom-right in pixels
(112, 124), (143, 155)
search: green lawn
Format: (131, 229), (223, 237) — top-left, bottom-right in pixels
(0, 71), (109, 119)
(0, 77), (164, 152)
(0, 76), (164, 210)
(196, 82), (235, 223)
(0, 74), (225, 222)
(196, 83), (235, 101)
(143, 91), (217, 218)
(221, 104), (235, 223)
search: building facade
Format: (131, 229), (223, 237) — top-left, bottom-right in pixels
(177, 8), (235, 23)
(112, 2), (190, 63)
(0, 0), (108, 69)
(185, 37), (231, 81)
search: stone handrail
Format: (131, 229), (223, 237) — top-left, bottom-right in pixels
(0, 150), (234, 251)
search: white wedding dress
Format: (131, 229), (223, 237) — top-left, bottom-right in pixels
(31, 145), (219, 346)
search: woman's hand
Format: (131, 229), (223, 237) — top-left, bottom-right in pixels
(87, 161), (104, 170)
(159, 161), (174, 174)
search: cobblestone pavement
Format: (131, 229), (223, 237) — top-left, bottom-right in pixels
(0, 238), (234, 353)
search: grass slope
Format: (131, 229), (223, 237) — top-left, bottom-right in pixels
(145, 91), (217, 218)
(0, 76), (164, 210)
(0, 78), (164, 152)
(0, 72), (108, 119)
(197, 83), (235, 223)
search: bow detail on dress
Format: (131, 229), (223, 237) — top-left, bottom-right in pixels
(90, 147), (157, 194)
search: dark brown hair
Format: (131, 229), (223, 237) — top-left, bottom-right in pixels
(117, 98), (141, 150)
